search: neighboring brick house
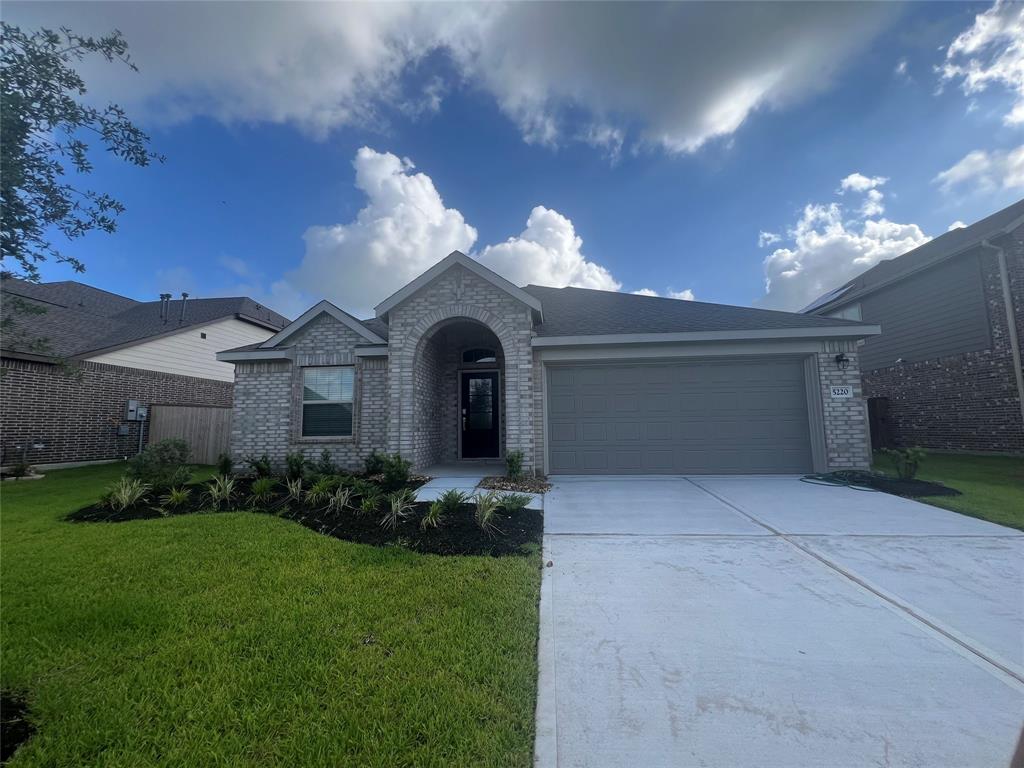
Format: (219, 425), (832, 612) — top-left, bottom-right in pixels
(803, 199), (1024, 454)
(1, 278), (288, 467)
(220, 251), (878, 475)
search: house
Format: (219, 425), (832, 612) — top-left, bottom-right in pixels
(803, 199), (1024, 455)
(218, 251), (878, 475)
(1, 277), (289, 467)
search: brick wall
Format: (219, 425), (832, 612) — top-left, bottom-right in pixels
(228, 313), (391, 471)
(1, 357), (232, 465)
(386, 264), (536, 471)
(861, 236), (1024, 454)
(414, 333), (445, 467)
(817, 341), (871, 469)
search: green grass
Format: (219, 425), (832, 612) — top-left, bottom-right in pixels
(873, 451), (1024, 531)
(1, 464), (541, 767)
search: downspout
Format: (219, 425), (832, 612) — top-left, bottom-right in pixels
(981, 238), (1024, 431)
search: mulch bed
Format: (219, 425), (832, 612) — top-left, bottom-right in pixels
(65, 477), (541, 557)
(480, 476), (552, 494)
(1, 692), (34, 764)
(805, 470), (962, 498)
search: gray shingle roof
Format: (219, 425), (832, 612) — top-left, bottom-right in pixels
(522, 285), (864, 337)
(1, 278), (290, 359)
(804, 197), (1024, 313)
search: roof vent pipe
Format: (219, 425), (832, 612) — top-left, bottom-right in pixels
(159, 293), (171, 323)
(179, 292), (189, 323)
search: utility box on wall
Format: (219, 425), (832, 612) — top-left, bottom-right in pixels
(125, 400), (149, 422)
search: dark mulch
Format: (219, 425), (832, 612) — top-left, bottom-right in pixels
(65, 477), (541, 556)
(1, 692), (34, 764)
(271, 503), (543, 557)
(804, 470), (962, 498)
(480, 475), (553, 494)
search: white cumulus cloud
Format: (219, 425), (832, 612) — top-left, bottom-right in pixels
(839, 173), (888, 193)
(630, 287), (696, 300)
(758, 177), (930, 311)
(940, 0), (1024, 126)
(4, 2), (896, 155)
(933, 145), (1024, 193)
(948, 220), (967, 231)
(282, 148), (621, 316)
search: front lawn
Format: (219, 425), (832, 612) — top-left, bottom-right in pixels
(1, 464), (541, 767)
(873, 451), (1024, 531)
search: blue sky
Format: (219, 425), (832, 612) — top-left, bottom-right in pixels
(7, 1), (1024, 318)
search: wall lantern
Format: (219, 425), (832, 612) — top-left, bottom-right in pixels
(834, 353), (850, 371)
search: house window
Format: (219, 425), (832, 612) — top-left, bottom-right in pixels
(302, 366), (354, 437)
(463, 347), (497, 364)
(828, 303), (862, 322)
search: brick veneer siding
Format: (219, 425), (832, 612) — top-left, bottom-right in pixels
(818, 341), (871, 470)
(861, 237), (1024, 454)
(228, 313), (390, 470)
(1, 357), (232, 466)
(385, 265), (536, 471)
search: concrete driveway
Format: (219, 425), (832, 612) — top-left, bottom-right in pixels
(536, 476), (1024, 768)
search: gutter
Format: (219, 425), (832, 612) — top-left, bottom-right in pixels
(980, 238), (1024, 430)
(531, 324), (881, 348)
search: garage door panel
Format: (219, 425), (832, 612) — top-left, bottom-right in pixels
(547, 358), (813, 474)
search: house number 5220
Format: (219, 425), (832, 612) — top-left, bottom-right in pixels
(830, 386), (852, 398)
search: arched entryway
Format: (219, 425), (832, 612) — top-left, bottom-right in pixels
(410, 317), (507, 469)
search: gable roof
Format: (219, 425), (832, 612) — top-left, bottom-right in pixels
(258, 300), (386, 348)
(1, 277), (289, 360)
(374, 251), (543, 321)
(803, 197), (1024, 314)
(523, 284), (874, 341)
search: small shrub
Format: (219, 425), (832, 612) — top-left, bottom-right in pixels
(305, 475), (339, 507)
(421, 500), (444, 531)
(505, 450), (524, 480)
(380, 488), (416, 531)
(284, 452), (307, 481)
(326, 486), (353, 515)
(359, 493), (381, 517)
(9, 462), (32, 478)
(364, 450), (387, 475)
(203, 475), (236, 510)
(216, 453), (233, 477)
(248, 476), (278, 507)
(882, 446), (927, 480)
(159, 486), (192, 512)
(314, 449), (335, 476)
(127, 438), (191, 491)
(106, 477), (151, 512)
(498, 492), (532, 514)
(437, 488), (469, 516)
(381, 453), (411, 491)
(285, 477), (304, 503)
(246, 454), (273, 478)
(474, 491), (503, 537)
(350, 478), (375, 499)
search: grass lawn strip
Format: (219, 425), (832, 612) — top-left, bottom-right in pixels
(1, 464), (541, 767)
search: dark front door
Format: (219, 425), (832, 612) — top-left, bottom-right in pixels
(461, 371), (500, 458)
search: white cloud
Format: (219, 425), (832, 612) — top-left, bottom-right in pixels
(759, 178), (930, 311)
(940, 0), (1024, 126)
(4, 2), (895, 154)
(758, 231), (782, 248)
(281, 148), (621, 316)
(948, 220), (967, 231)
(478, 206), (620, 292)
(839, 173), (888, 193)
(894, 58), (910, 80)
(631, 287), (696, 300)
(934, 145), (1024, 193)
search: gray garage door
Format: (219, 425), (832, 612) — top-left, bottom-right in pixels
(547, 358), (813, 474)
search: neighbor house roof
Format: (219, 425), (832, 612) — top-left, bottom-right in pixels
(1, 277), (289, 361)
(522, 284), (871, 340)
(802, 197), (1024, 314)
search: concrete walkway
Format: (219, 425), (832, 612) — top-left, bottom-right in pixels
(536, 476), (1024, 768)
(415, 463), (544, 509)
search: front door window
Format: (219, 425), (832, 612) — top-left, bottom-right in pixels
(461, 371), (499, 458)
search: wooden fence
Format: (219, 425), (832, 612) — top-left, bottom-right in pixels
(148, 405), (232, 465)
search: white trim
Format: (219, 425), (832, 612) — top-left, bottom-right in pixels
(259, 300), (385, 348)
(354, 346), (389, 358)
(531, 325), (880, 347)
(374, 251), (543, 319)
(216, 347), (295, 362)
(536, 339), (823, 362)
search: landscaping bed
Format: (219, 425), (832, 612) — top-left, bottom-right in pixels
(802, 470), (961, 498)
(480, 475), (552, 494)
(1, 691), (34, 764)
